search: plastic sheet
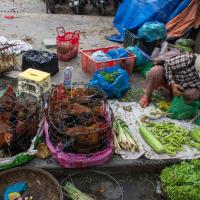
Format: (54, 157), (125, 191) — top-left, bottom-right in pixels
(137, 21), (167, 42)
(126, 46), (153, 77)
(91, 48), (128, 62)
(107, 0), (192, 42)
(168, 96), (200, 120)
(109, 100), (200, 160)
(107, 48), (128, 59)
(22, 50), (59, 75)
(126, 46), (151, 68)
(167, 0), (200, 39)
(91, 50), (112, 62)
(4, 182), (28, 200)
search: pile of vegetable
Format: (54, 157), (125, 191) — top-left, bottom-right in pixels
(120, 88), (166, 104)
(139, 121), (200, 156)
(175, 38), (193, 53)
(62, 182), (95, 200)
(99, 71), (120, 83)
(156, 100), (170, 112)
(160, 159), (200, 200)
(145, 121), (190, 156)
(190, 127), (200, 151)
(113, 117), (139, 153)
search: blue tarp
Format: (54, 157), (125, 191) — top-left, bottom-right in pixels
(107, 0), (192, 42)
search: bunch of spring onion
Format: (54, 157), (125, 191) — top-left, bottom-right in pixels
(62, 182), (95, 200)
(113, 117), (139, 153)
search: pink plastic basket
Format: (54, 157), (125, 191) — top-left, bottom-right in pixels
(45, 120), (113, 168)
(80, 46), (136, 76)
(45, 101), (114, 168)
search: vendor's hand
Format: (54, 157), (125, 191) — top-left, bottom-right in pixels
(171, 84), (183, 96)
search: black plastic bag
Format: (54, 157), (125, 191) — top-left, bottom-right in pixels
(22, 50), (59, 76)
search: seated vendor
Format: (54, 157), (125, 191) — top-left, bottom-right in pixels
(140, 53), (200, 107)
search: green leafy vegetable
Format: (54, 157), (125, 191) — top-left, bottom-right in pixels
(191, 127), (200, 143)
(160, 160), (200, 200)
(120, 88), (165, 103)
(99, 71), (120, 83)
(175, 38), (194, 48)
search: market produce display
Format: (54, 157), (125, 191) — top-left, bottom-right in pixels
(139, 121), (200, 157)
(99, 71), (120, 83)
(120, 88), (166, 104)
(160, 160), (200, 200)
(144, 121), (190, 156)
(113, 117), (139, 153)
(47, 84), (112, 154)
(62, 182), (95, 200)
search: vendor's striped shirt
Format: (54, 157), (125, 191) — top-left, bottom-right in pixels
(164, 53), (199, 89)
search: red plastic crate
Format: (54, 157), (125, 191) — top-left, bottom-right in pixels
(80, 46), (136, 76)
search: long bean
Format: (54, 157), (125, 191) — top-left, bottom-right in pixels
(146, 121), (190, 156)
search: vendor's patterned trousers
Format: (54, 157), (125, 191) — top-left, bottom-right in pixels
(145, 65), (200, 103)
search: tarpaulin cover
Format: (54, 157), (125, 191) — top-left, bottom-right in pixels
(167, 0), (200, 39)
(107, 0), (192, 42)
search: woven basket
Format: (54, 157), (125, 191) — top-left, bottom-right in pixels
(45, 118), (114, 168)
(0, 44), (17, 74)
(0, 167), (63, 200)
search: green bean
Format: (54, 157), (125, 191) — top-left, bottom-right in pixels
(145, 121), (191, 156)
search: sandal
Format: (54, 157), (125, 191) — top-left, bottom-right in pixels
(139, 96), (151, 108)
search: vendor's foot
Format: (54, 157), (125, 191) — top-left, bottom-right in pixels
(140, 96), (151, 108)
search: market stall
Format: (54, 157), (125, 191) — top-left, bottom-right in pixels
(1, 4), (200, 199)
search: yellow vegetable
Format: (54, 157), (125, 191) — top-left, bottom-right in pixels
(8, 192), (21, 200)
(156, 100), (170, 111)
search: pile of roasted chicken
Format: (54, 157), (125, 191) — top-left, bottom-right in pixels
(0, 85), (40, 157)
(48, 84), (112, 153)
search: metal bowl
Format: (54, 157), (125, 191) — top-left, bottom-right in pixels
(62, 170), (123, 200)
